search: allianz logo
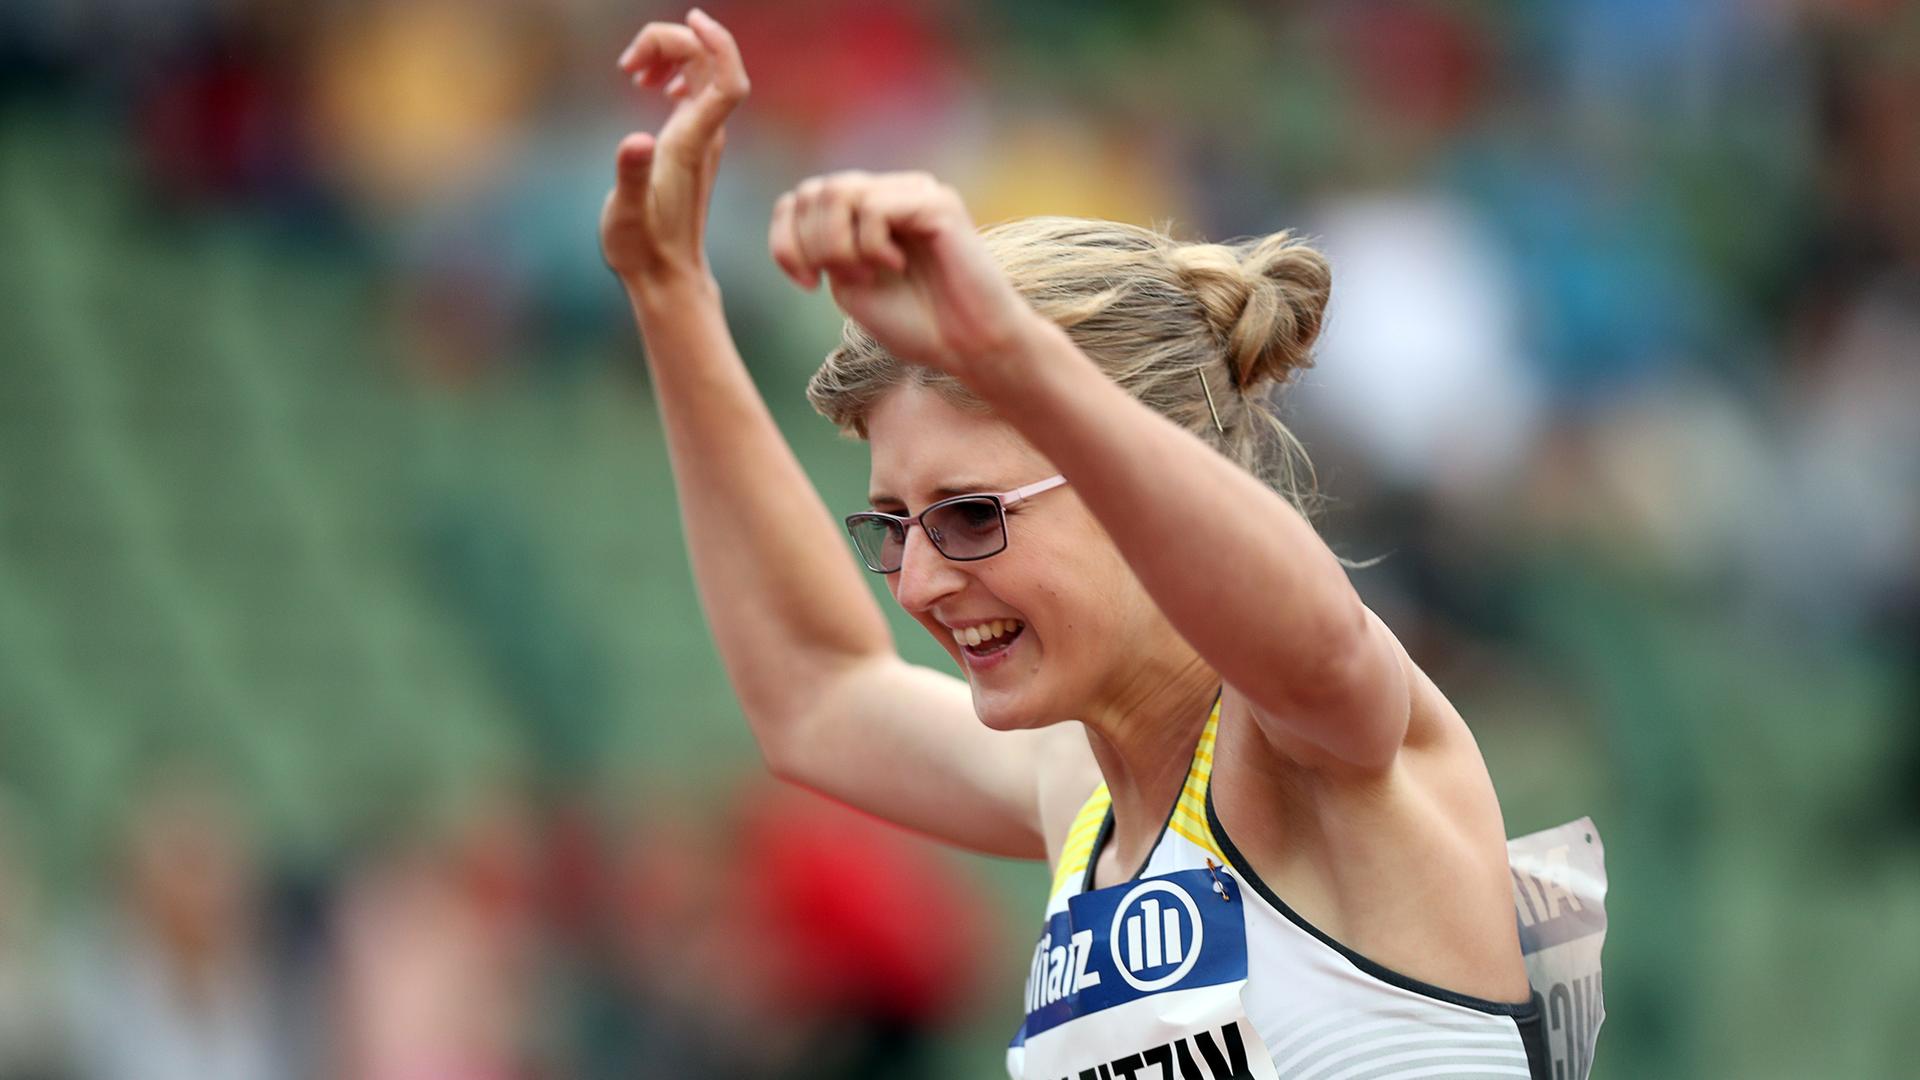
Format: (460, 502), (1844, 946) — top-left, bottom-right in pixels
(1026, 927), (1100, 1012)
(1027, 879), (1208, 1012)
(1110, 879), (1204, 991)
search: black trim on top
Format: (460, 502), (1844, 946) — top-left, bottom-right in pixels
(1514, 992), (1554, 1080)
(1078, 808), (1115, 895)
(1080, 781), (1183, 894)
(1203, 779), (1540, 1019)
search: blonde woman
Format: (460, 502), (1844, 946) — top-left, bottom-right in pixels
(603, 12), (1561, 1078)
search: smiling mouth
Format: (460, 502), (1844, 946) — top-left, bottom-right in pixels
(953, 619), (1024, 659)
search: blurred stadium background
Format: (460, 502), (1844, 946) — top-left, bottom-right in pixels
(1, 0), (1917, 1077)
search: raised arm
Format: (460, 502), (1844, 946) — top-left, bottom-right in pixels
(768, 172), (1409, 771)
(598, 13), (1079, 857)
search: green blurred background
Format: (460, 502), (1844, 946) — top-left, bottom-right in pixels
(1, 1), (1917, 1077)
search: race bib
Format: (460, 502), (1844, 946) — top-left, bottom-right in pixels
(1008, 869), (1279, 1080)
(1508, 818), (1608, 1080)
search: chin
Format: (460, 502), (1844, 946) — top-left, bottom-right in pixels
(969, 683), (1056, 733)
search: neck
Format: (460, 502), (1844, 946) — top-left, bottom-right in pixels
(1079, 649), (1218, 878)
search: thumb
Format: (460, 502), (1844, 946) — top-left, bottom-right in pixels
(614, 132), (657, 196)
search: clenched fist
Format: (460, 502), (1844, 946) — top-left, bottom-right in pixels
(768, 171), (1046, 380)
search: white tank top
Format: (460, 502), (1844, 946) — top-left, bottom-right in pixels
(1007, 699), (1557, 1080)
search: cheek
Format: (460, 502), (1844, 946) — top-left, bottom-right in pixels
(1003, 548), (1115, 651)
(988, 550), (1060, 620)
(1044, 552), (1157, 664)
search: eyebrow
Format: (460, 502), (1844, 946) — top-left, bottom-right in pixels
(867, 481), (999, 508)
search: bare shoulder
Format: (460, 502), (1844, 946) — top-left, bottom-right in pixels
(1240, 606), (1501, 814)
(1215, 615), (1530, 1001)
(1291, 613), (1511, 861)
(1379, 621), (1509, 835)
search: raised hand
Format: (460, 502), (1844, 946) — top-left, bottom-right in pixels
(768, 171), (1043, 379)
(600, 9), (748, 290)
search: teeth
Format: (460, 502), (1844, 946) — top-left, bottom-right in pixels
(950, 620), (1023, 649)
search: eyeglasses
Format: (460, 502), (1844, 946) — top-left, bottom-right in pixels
(844, 475), (1068, 574)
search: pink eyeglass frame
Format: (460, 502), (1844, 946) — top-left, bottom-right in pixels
(844, 474), (1069, 572)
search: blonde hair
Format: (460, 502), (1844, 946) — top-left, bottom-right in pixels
(805, 216), (1332, 512)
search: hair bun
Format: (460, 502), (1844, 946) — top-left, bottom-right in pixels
(1168, 231), (1331, 391)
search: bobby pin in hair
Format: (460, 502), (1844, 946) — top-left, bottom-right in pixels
(1197, 369), (1226, 436)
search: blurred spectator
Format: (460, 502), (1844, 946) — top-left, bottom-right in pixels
(133, 10), (308, 211)
(1298, 192), (1544, 499)
(715, 0), (967, 150)
(1772, 275), (1920, 629)
(55, 770), (302, 1080)
(729, 784), (993, 1071)
(588, 782), (997, 1080)
(329, 787), (543, 1080)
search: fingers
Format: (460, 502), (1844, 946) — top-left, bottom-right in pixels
(614, 13), (746, 121)
(770, 172), (952, 289)
(687, 9), (747, 94)
(796, 174), (868, 284)
(668, 9), (750, 160)
(852, 184), (921, 274)
(768, 191), (814, 289)
(618, 22), (702, 87)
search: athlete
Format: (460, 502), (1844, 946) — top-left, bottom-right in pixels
(602, 12), (1592, 1078)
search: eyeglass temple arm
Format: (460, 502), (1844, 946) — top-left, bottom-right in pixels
(1000, 474), (1068, 507)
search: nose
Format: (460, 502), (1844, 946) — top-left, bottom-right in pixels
(890, 524), (967, 614)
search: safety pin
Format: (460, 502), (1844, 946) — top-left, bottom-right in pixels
(1205, 857), (1233, 902)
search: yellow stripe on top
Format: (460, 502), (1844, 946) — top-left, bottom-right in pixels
(1050, 697), (1228, 898)
(1050, 782), (1111, 897)
(1173, 698), (1229, 866)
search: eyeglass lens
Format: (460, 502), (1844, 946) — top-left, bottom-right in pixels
(850, 497), (1008, 572)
